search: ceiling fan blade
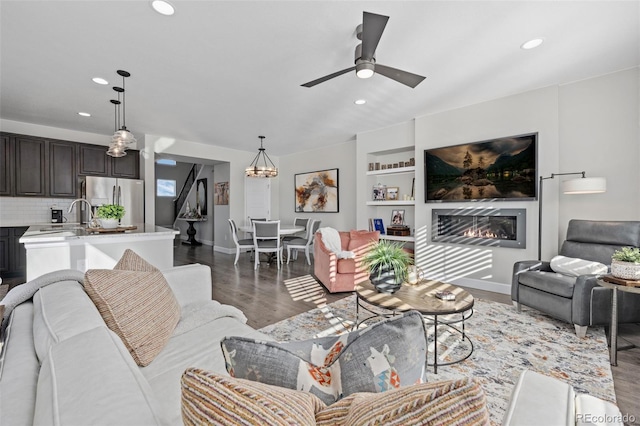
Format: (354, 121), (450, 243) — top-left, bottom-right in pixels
(360, 12), (389, 61)
(375, 64), (426, 88)
(301, 66), (356, 88)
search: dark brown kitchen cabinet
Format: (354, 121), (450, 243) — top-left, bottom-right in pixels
(111, 151), (140, 178)
(78, 143), (140, 179)
(49, 140), (77, 197)
(78, 144), (109, 176)
(0, 227), (28, 279)
(0, 132), (140, 198)
(14, 136), (47, 196)
(0, 135), (13, 196)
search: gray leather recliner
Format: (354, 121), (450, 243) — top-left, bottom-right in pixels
(512, 220), (640, 337)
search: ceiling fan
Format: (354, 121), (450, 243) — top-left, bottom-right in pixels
(301, 11), (426, 89)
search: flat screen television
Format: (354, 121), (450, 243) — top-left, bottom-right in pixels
(424, 133), (537, 202)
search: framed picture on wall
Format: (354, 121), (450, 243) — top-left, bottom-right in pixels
(196, 178), (208, 215)
(294, 168), (339, 212)
(214, 182), (229, 205)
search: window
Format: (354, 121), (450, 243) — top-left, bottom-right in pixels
(157, 179), (176, 197)
(156, 158), (177, 166)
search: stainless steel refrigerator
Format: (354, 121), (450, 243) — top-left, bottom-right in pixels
(81, 177), (145, 226)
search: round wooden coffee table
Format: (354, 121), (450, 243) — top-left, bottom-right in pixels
(354, 280), (474, 374)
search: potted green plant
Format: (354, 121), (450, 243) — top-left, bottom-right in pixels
(361, 239), (413, 294)
(96, 204), (125, 229)
(611, 246), (640, 280)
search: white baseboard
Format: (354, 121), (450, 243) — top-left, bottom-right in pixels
(448, 277), (511, 295)
(214, 246), (235, 255)
(178, 235), (213, 247)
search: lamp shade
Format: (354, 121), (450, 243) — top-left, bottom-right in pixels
(561, 177), (606, 194)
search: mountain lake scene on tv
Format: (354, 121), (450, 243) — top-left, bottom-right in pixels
(426, 136), (536, 201)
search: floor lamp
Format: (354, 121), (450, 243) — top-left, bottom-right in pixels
(538, 172), (606, 260)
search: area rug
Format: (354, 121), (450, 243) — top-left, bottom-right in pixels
(259, 276), (616, 426)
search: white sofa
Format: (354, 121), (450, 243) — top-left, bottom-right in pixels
(0, 263), (624, 426)
(0, 264), (269, 425)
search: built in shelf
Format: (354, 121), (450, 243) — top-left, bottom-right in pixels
(366, 200), (415, 206)
(379, 235), (415, 242)
(366, 166), (415, 176)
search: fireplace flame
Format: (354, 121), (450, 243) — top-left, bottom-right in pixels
(463, 228), (498, 239)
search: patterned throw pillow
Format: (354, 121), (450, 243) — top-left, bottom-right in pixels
(84, 251), (180, 366)
(221, 310), (427, 405)
(114, 248), (159, 272)
(316, 377), (489, 426)
(181, 368), (325, 426)
(180, 369), (489, 426)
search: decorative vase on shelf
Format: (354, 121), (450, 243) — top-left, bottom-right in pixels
(100, 218), (119, 229)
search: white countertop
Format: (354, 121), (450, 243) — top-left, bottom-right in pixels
(20, 223), (179, 243)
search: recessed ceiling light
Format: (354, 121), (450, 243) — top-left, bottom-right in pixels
(354, 99), (366, 105)
(521, 38), (544, 50)
(151, 0), (175, 16)
(78, 112), (91, 117)
(92, 77), (108, 85)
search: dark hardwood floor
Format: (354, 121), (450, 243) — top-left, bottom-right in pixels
(175, 244), (639, 424)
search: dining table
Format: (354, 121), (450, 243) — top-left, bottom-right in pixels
(238, 224), (304, 236)
(238, 223), (305, 264)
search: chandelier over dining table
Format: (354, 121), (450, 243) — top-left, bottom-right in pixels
(245, 136), (278, 178)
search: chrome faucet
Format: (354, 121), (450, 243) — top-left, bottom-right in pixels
(68, 199), (97, 227)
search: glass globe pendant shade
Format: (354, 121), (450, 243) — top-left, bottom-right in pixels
(107, 143), (127, 157)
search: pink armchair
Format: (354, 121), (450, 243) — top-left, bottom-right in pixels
(313, 229), (380, 293)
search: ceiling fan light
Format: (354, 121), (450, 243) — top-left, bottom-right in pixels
(356, 63), (375, 79)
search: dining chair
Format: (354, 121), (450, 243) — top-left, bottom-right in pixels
(228, 219), (255, 266)
(282, 217), (310, 243)
(285, 219), (321, 265)
(252, 220), (282, 270)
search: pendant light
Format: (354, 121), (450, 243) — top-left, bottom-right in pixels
(107, 98), (126, 157)
(245, 136), (278, 178)
(107, 70), (135, 157)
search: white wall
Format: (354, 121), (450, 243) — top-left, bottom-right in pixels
(415, 86), (559, 292)
(279, 139), (357, 231)
(213, 163), (232, 251)
(557, 68), (640, 241)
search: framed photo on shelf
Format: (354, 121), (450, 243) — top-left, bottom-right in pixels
(373, 218), (385, 234)
(391, 209), (405, 225)
(372, 185), (387, 201)
(386, 186), (399, 201)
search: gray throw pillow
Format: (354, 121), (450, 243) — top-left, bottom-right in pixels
(221, 310), (427, 405)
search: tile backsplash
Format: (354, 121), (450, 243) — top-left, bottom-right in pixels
(0, 197), (79, 226)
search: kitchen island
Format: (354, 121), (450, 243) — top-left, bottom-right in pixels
(20, 224), (179, 280)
